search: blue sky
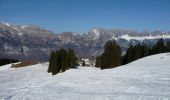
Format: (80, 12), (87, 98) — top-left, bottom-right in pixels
(0, 0), (170, 33)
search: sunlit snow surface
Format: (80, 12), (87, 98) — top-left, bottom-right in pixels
(0, 53), (170, 100)
(120, 34), (170, 41)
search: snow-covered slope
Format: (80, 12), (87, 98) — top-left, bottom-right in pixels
(0, 53), (170, 100)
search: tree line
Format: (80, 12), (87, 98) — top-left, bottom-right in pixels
(48, 38), (170, 74)
(0, 58), (18, 66)
(96, 38), (170, 69)
(48, 48), (78, 75)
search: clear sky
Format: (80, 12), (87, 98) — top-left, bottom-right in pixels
(0, 0), (170, 33)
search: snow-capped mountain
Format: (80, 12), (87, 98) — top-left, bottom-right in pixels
(0, 21), (170, 61)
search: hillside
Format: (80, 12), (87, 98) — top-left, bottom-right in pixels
(0, 53), (170, 100)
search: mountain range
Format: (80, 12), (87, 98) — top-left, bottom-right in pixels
(0, 21), (170, 61)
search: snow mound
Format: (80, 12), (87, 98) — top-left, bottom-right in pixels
(0, 53), (170, 100)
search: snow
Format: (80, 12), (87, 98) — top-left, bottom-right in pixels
(2, 22), (11, 26)
(0, 53), (170, 100)
(21, 25), (27, 29)
(120, 34), (131, 41)
(0, 64), (13, 71)
(120, 34), (170, 41)
(18, 32), (23, 36)
(91, 29), (100, 40)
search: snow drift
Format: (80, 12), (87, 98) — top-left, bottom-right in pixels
(0, 53), (170, 100)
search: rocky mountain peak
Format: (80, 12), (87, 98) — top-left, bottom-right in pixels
(0, 21), (170, 61)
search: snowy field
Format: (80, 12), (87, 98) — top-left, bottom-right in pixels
(0, 53), (170, 100)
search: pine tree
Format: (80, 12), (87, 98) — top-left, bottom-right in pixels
(131, 44), (141, 61)
(48, 51), (61, 75)
(122, 54), (127, 65)
(141, 45), (150, 57)
(82, 60), (85, 66)
(95, 56), (101, 67)
(122, 44), (150, 65)
(152, 38), (165, 54)
(126, 45), (133, 63)
(67, 49), (78, 68)
(58, 48), (68, 72)
(48, 51), (55, 73)
(165, 41), (170, 52)
(122, 39), (167, 65)
(48, 48), (78, 75)
(95, 40), (121, 69)
(0, 58), (18, 66)
(53, 51), (61, 74)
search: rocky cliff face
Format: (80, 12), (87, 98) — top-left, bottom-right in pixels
(0, 22), (170, 61)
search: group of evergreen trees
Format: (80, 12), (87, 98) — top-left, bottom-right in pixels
(95, 40), (122, 69)
(122, 44), (150, 64)
(48, 48), (78, 75)
(48, 38), (170, 72)
(123, 38), (170, 64)
(151, 38), (170, 54)
(96, 38), (170, 69)
(0, 58), (18, 66)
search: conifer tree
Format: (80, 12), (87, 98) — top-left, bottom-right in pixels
(48, 51), (55, 73)
(122, 38), (167, 65)
(95, 40), (121, 69)
(82, 60), (86, 66)
(123, 44), (150, 65)
(165, 41), (170, 52)
(67, 49), (78, 68)
(122, 54), (127, 65)
(152, 38), (165, 54)
(53, 51), (61, 74)
(95, 56), (101, 67)
(48, 51), (61, 75)
(0, 58), (18, 66)
(141, 45), (150, 57)
(126, 45), (133, 63)
(131, 44), (141, 61)
(48, 48), (78, 75)
(59, 48), (68, 72)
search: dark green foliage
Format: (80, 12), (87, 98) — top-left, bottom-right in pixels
(122, 45), (133, 64)
(95, 40), (121, 69)
(48, 51), (61, 75)
(0, 58), (18, 66)
(96, 38), (169, 68)
(141, 45), (150, 57)
(150, 38), (170, 54)
(82, 60), (86, 66)
(165, 41), (170, 52)
(95, 56), (101, 67)
(123, 44), (150, 65)
(151, 38), (165, 54)
(67, 49), (78, 68)
(48, 48), (78, 75)
(48, 51), (55, 73)
(123, 38), (169, 65)
(59, 48), (68, 72)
